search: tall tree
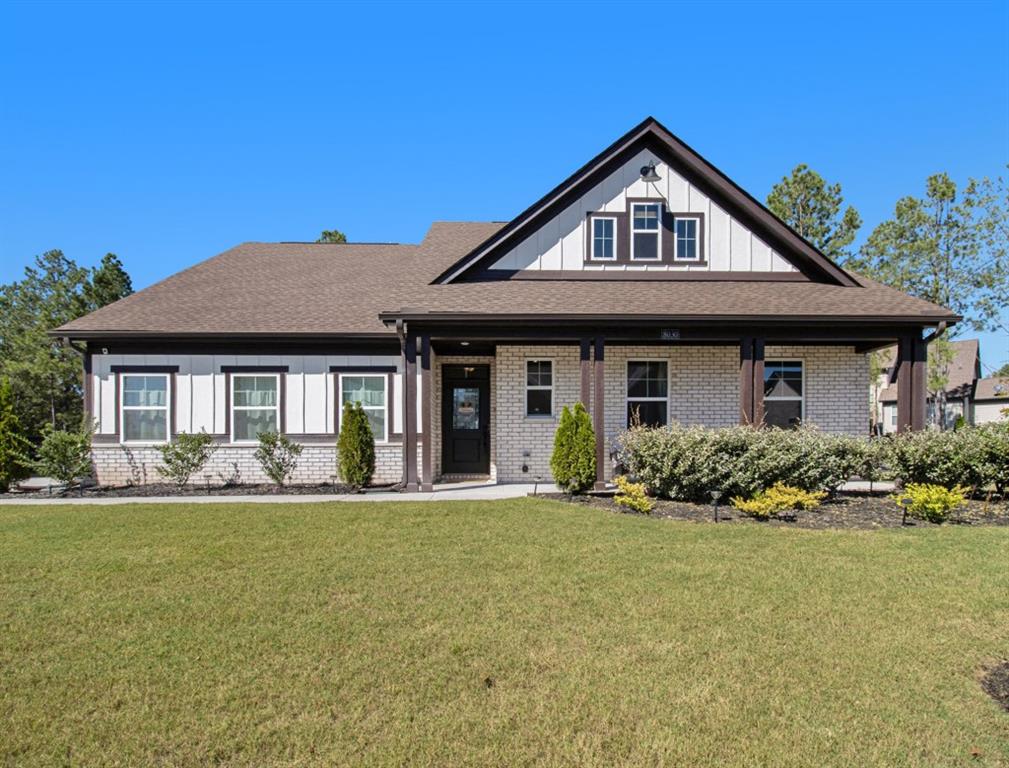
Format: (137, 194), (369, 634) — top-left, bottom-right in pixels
(846, 173), (1007, 333)
(994, 363), (1009, 378)
(962, 167), (1009, 334)
(83, 253), (133, 310)
(316, 229), (347, 244)
(766, 164), (862, 262)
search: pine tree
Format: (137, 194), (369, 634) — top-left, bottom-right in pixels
(338, 401), (375, 489)
(83, 253), (133, 310)
(0, 378), (32, 491)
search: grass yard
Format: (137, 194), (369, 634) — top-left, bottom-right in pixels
(2, 499), (1008, 767)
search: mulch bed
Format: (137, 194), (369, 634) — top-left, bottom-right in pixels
(981, 662), (1009, 712)
(541, 491), (1009, 529)
(2, 481), (371, 499)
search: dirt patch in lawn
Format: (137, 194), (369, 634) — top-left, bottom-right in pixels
(541, 491), (1009, 529)
(981, 662), (1009, 712)
(1, 481), (379, 499)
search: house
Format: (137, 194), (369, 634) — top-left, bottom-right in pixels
(53, 117), (959, 490)
(973, 376), (1009, 424)
(875, 339), (981, 432)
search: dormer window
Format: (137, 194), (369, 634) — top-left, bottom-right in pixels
(631, 202), (661, 260)
(591, 217), (617, 260)
(674, 217), (700, 261)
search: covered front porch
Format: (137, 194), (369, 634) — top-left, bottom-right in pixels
(393, 318), (934, 492)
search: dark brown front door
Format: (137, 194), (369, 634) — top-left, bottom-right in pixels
(441, 364), (490, 475)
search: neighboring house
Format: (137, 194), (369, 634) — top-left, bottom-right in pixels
(53, 117), (958, 490)
(973, 377), (1009, 424)
(875, 339), (981, 433)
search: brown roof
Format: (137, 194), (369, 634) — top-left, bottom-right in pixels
(879, 338), (980, 403)
(975, 376), (1009, 401)
(55, 220), (958, 339)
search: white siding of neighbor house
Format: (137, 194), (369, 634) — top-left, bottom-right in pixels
(488, 148), (797, 273)
(974, 401), (1009, 424)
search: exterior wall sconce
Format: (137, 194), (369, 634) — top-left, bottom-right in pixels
(640, 161), (661, 184)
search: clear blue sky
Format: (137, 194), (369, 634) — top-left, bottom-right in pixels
(2, 1), (1007, 369)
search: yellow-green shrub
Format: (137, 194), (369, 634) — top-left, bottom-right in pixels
(731, 483), (827, 519)
(891, 483), (967, 523)
(614, 475), (654, 514)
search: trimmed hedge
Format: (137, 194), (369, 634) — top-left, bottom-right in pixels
(617, 422), (1009, 502)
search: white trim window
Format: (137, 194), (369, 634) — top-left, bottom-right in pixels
(231, 374), (280, 442)
(674, 216), (700, 261)
(626, 360), (668, 427)
(763, 360), (804, 428)
(525, 359), (553, 417)
(339, 374), (388, 442)
(120, 374), (170, 443)
(590, 217), (617, 260)
(630, 202), (662, 261)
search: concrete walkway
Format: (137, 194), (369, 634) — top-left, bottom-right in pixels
(0, 480), (563, 506)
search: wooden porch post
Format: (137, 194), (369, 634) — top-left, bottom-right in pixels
(752, 337), (765, 427)
(739, 337), (754, 425)
(910, 334), (928, 431)
(420, 333), (433, 492)
(896, 334), (912, 433)
(580, 338), (591, 409)
(403, 330), (419, 491)
(593, 336), (606, 490)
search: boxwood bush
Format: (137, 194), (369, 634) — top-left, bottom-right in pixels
(616, 421), (1009, 502)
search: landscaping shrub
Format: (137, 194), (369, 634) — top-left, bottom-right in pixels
(0, 378), (31, 491)
(613, 475), (653, 514)
(155, 431), (217, 488)
(550, 403), (596, 494)
(731, 483), (827, 519)
(892, 482), (967, 523)
(254, 432), (303, 486)
(889, 428), (991, 492)
(337, 401), (375, 489)
(29, 422), (94, 488)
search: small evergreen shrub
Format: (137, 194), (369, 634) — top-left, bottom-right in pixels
(254, 432), (303, 486)
(30, 423), (94, 488)
(731, 483), (826, 519)
(337, 401), (375, 489)
(155, 431), (217, 488)
(614, 475), (653, 514)
(892, 483), (967, 523)
(550, 402), (596, 494)
(0, 378), (31, 491)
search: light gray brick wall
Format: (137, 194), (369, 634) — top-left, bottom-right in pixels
(91, 442), (406, 487)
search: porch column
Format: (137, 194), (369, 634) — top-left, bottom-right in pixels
(403, 330), (419, 491)
(593, 336), (606, 491)
(896, 334), (912, 433)
(579, 338), (592, 408)
(420, 333), (433, 492)
(739, 337), (754, 425)
(910, 334), (928, 430)
(752, 337), (765, 427)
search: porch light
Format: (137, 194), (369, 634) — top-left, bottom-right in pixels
(460, 341), (470, 346)
(640, 161), (661, 184)
(710, 489), (723, 523)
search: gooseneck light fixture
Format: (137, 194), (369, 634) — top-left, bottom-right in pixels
(639, 161), (661, 184)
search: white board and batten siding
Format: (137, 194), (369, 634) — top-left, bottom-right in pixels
(91, 354), (423, 440)
(490, 148), (796, 274)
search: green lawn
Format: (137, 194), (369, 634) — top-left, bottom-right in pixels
(2, 499), (1008, 767)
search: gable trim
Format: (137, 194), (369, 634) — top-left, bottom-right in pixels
(435, 117), (858, 287)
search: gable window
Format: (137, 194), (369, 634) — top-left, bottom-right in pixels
(340, 374), (387, 442)
(121, 374), (170, 443)
(631, 202), (661, 260)
(627, 361), (668, 427)
(526, 360), (553, 417)
(674, 217), (700, 261)
(590, 217), (617, 260)
(231, 374), (280, 441)
(764, 361), (803, 429)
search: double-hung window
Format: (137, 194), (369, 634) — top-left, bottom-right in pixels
(631, 202), (661, 260)
(340, 374), (388, 442)
(590, 217), (617, 260)
(626, 361), (668, 427)
(525, 360), (553, 417)
(121, 374), (170, 443)
(231, 374), (280, 441)
(763, 361), (803, 428)
(674, 217), (700, 261)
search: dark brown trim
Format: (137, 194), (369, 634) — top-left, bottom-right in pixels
(584, 204), (707, 267)
(739, 338), (754, 425)
(752, 338), (765, 427)
(435, 117), (859, 286)
(83, 351), (93, 427)
(896, 335), (912, 433)
(329, 365), (397, 373)
(420, 334), (433, 492)
(110, 365), (180, 373)
(580, 338), (591, 408)
(403, 331), (419, 492)
(221, 365), (289, 373)
(479, 269), (806, 282)
(82, 339), (402, 356)
(910, 336), (927, 431)
(593, 337), (606, 490)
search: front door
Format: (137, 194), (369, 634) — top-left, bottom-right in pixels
(441, 364), (490, 475)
